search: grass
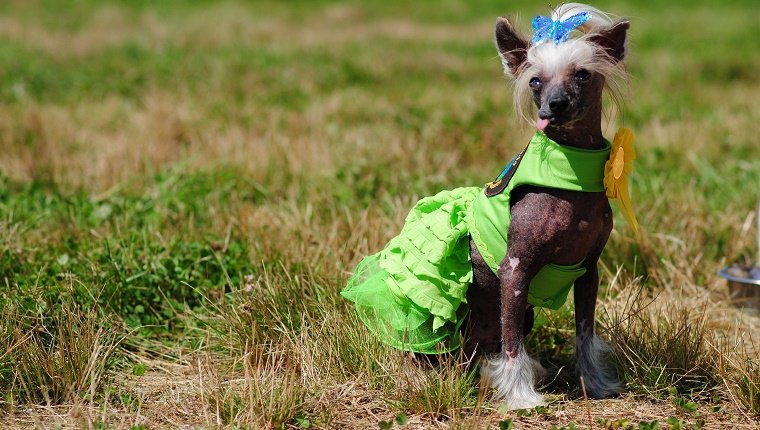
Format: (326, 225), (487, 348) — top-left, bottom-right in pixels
(0, 293), (121, 408)
(0, 0), (758, 428)
(607, 288), (721, 398)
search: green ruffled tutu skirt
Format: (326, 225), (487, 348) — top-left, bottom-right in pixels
(340, 187), (480, 354)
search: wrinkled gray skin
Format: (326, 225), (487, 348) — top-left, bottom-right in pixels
(461, 17), (630, 396)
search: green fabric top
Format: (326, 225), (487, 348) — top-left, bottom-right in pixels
(468, 132), (611, 309)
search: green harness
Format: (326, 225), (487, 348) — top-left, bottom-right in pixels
(468, 132), (611, 309)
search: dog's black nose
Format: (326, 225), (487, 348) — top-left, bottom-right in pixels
(548, 95), (569, 114)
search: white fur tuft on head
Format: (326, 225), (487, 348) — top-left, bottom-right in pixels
(551, 2), (615, 32)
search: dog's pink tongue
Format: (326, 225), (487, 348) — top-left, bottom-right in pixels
(536, 118), (550, 131)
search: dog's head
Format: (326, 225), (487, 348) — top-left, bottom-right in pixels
(495, 4), (629, 134)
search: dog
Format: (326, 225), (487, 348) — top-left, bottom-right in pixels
(342, 3), (630, 409)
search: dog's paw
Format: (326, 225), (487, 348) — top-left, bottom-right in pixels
(480, 352), (545, 410)
(576, 335), (624, 398)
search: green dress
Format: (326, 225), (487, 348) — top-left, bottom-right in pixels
(341, 132), (611, 354)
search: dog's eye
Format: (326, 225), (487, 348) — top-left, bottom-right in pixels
(574, 69), (591, 82)
(529, 77), (541, 88)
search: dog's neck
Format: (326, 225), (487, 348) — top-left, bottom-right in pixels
(543, 104), (605, 150)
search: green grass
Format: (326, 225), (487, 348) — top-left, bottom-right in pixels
(0, 0), (758, 428)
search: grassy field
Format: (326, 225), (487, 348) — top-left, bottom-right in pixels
(0, 0), (758, 428)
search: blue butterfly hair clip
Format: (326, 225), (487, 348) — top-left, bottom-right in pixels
(531, 12), (591, 45)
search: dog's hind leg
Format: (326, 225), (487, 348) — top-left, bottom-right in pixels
(573, 259), (623, 398)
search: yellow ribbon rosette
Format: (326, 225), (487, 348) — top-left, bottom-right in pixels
(604, 127), (640, 235)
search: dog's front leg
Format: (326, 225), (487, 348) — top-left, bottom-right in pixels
(574, 257), (623, 398)
(480, 252), (545, 409)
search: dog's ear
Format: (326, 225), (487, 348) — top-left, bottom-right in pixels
(589, 19), (630, 63)
(495, 16), (529, 76)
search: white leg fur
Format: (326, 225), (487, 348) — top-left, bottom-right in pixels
(480, 348), (546, 410)
(576, 333), (623, 398)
